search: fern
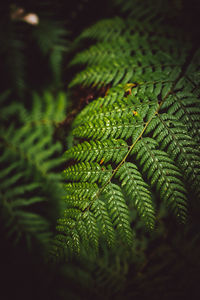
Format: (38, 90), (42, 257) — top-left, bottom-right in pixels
(53, 13), (200, 258)
(116, 162), (155, 229)
(69, 17), (189, 89)
(131, 137), (188, 221)
(0, 1), (199, 299)
(0, 91), (67, 250)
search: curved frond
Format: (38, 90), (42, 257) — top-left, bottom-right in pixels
(54, 14), (200, 258)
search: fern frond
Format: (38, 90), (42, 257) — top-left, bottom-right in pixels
(0, 91), (68, 249)
(161, 92), (200, 143)
(69, 17), (190, 89)
(54, 13), (200, 258)
(72, 85), (126, 128)
(63, 162), (112, 184)
(103, 183), (133, 245)
(0, 155), (52, 247)
(64, 139), (128, 164)
(20, 91), (67, 125)
(116, 162), (155, 229)
(146, 113), (200, 196)
(54, 208), (99, 256)
(92, 196), (116, 247)
(74, 17), (125, 43)
(132, 137), (188, 221)
(64, 182), (99, 200)
(73, 89), (158, 127)
(73, 117), (142, 141)
(72, 87), (160, 145)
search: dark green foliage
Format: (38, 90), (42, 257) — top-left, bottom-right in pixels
(0, 91), (67, 250)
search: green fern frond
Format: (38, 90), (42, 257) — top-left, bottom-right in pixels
(103, 183), (133, 246)
(115, 162), (155, 230)
(92, 195), (116, 247)
(63, 162), (112, 184)
(65, 139), (128, 164)
(18, 91), (67, 125)
(71, 35), (186, 68)
(131, 137), (188, 221)
(54, 13), (200, 258)
(64, 182), (99, 199)
(75, 15), (184, 44)
(54, 209), (99, 257)
(161, 92), (200, 143)
(69, 17), (189, 89)
(72, 89), (158, 131)
(0, 91), (68, 249)
(72, 117), (142, 141)
(146, 113), (200, 196)
(72, 85), (126, 127)
(74, 17), (125, 43)
(71, 88), (159, 143)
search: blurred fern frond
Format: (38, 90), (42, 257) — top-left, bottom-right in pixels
(0, 91), (68, 250)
